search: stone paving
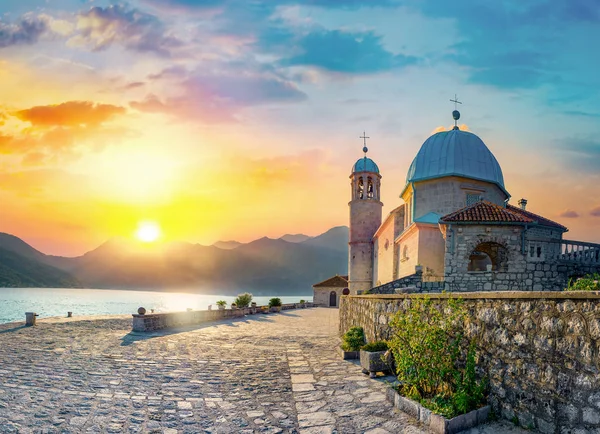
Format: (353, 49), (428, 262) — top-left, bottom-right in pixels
(0, 308), (527, 433)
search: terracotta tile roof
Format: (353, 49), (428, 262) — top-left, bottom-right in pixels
(313, 275), (348, 288)
(440, 201), (535, 224)
(506, 205), (568, 231)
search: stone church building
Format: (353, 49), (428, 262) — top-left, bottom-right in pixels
(344, 109), (600, 295)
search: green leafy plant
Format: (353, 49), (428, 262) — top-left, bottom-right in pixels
(341, 326), (365, 351)
(566, 274), (600, 291)
(269, 297), (282, 307)
(388, 296), (487, 419)
(216, 300), (227, 307)
(234, 292), (253, 308)
(361, 341), (389, 352)
(299, 299), (306, 303)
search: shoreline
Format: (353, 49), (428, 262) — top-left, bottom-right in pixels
(0, 313), (132, 327)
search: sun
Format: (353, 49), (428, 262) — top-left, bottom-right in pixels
(136, 221), (161, 243)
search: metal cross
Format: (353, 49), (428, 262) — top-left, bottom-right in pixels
(359, 131), (370, 147)
(450, 94), (462, 110)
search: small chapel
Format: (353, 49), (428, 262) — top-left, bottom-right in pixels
(325, 105), (600, 300)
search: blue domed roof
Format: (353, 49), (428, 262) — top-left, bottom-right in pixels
(406, 129), (505, 189)
(353, 157), (379, 174)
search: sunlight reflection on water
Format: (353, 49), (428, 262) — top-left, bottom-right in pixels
(0, 288), (312, 324)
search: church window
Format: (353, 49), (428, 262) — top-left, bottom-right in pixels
(401, 245), (409, 261)
(466, 193), (481, 206)
(468, 242), (508, 272)
(358, 178), (364, 199)
(367, 177), (374, 199)
(528, 242), (544, 261)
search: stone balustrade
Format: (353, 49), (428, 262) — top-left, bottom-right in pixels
(132, 302), (315, 332)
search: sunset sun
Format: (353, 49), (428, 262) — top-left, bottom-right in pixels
(136, 222), (161, 243)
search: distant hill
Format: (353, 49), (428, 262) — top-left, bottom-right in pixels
(212, 240), (243, 250)
(0, 247), (80, 288)
(280, 234), (312, 243)
(0, 227), (349, 294)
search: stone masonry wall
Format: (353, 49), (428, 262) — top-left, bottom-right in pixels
(339, 292), (600, 433)
(368, 271), (445, 294)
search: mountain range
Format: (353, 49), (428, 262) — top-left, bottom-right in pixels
(0, 227), (349, 295)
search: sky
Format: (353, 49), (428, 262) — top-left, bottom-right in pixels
(0, 0), (599, 256)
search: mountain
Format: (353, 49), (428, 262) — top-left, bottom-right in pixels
(0, 227), (349, 294)
(212, 240), (243, 250)
(0, 247), (80, 288)
(280, 233), (312, 243)
(301, 226), (349, 252)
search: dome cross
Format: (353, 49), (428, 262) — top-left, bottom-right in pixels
(359, 131), (370, 155)
(450, 94), (463, 130)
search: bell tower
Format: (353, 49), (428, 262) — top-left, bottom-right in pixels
(348, 133), (383, 294)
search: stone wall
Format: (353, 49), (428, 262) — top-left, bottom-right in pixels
(413, 176), (507, 221)
(314, 286), (344, 307)
(339, 292), (600, 433)
(368, 271), (445, 294)
(442, 225), (600, 291)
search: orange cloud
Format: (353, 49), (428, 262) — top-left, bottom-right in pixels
(14, 101), (125, 127)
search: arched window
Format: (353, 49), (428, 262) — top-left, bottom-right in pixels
(468, 242), (508, 272)
(367, 177), (374, 199)
(358, 178), (364, 199)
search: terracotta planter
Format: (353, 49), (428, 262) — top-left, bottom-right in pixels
(270, 306), (281, 313)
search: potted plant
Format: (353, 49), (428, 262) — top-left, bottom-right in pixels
(415, 264), (423, 274)
(216, 300), (227, 310)
(269, 297), (282, 313)
(261, 306), (269, 314)
(234, 292), (253, 314)
(341, 326), (365, 360)
(299, 299), (306, 308)
(231, 302), (237, 309)
(360, 341), (393, 378)
(250, 301), (257, 314)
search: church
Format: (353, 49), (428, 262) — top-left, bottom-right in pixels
(313, 106), (600, 304)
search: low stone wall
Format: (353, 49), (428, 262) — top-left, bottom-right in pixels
(340, 292), (600, 433)
(132, 303), (315, 332)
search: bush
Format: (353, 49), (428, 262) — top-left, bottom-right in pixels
(361, 341), (388, 352)
(216, 300), (227, 307)
(269, 297), (282, 307)
(388, 296), (487, 419)
(341, 326), (365, 351)
(234, 292), (253, 308)
(567, 274), (600, 291)
(299, 299), (306, 303)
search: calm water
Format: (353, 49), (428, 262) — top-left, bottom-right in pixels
(0, 288), (313, 324)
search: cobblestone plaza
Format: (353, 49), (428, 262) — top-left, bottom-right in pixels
(0, 308), (524, 433)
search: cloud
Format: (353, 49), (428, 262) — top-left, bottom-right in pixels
(1, 101), (130, 164)
(559, 209), (580, 218)
(553, 137), (600, 173)
(282, 29), (417, 73)
(15, 101), (125, 127)
(591, 206), (600, 217)
(0, 14), (49, 48)
(69, 5), (184, 56)
(131, 68), (306, 122)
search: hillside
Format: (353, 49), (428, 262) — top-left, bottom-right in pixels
(0, 227), (349, 294)
(0, 247), (80, 288)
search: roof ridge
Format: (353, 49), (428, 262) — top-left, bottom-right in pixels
(507, 204), (568, 231)
(440, 200), (535, 224)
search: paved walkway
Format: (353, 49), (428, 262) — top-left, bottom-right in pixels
(0, 308), (526, 433)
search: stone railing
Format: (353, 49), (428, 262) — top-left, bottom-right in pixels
(529, 238), (600, 264)
(340, 292), (600, 432)
(132, 302), (315, 332)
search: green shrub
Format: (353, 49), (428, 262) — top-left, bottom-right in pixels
(216, 300), (227, 307)
(388, 296), (487, 419)
(567, 274), (600, 291)
(341, 326), (365, 351)
(299, 299), (306, 303)
(269, 297), (282, 307)
(234, 292), (253, 308)
(361, 341), (389, 352)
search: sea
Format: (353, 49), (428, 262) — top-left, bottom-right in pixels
(0, 288), (313, 324)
